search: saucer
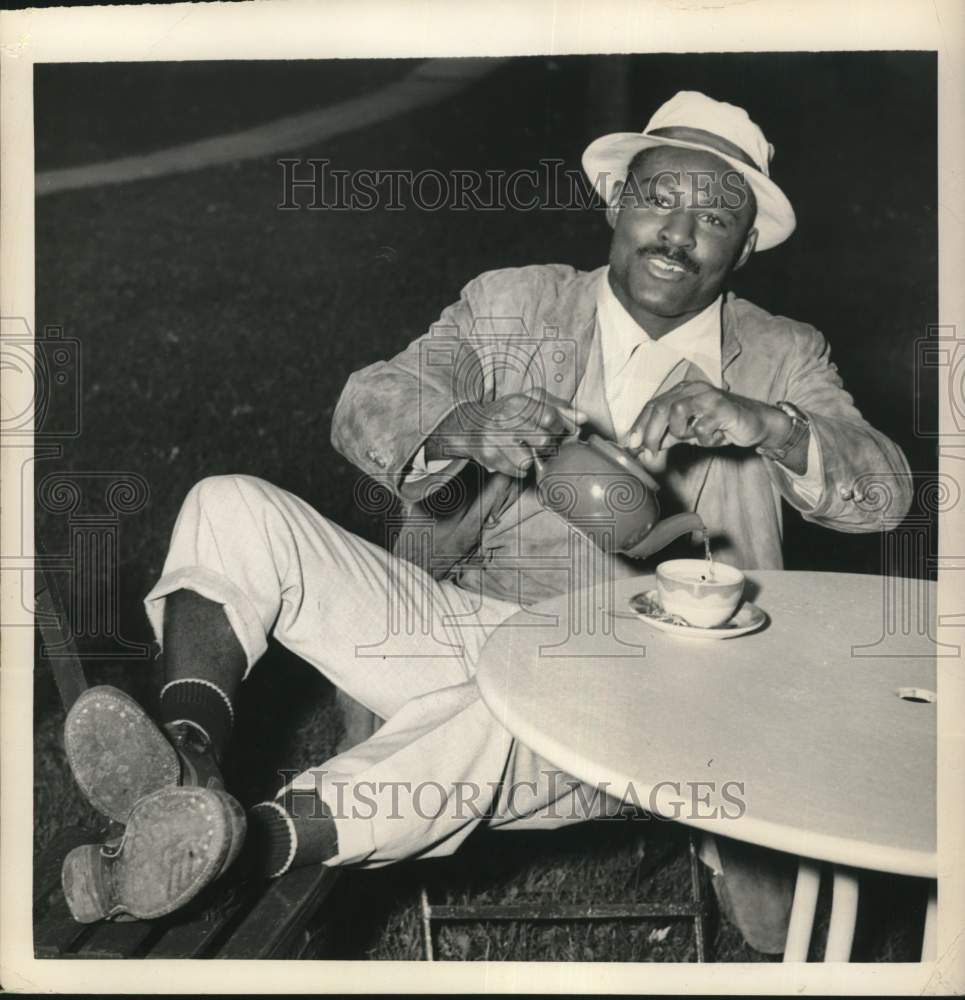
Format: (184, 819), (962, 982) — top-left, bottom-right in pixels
(628, 590), (767, 640)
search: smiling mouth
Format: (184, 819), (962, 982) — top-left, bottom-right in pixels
(642, 252), (695, 280)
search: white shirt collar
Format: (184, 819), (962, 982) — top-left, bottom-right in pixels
(596, 267), (723, 388)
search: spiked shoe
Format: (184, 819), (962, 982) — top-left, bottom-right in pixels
(61, 786), (246, 923)
(64, 685), (223, 824)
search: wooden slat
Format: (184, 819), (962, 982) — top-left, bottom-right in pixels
(34, 552), (88, 712)
(33, 827), (104, 958)
(34, 893), (94, 958)
(148, 888), (260, 959)
(428, 902), (701, 920)
(216, 867), (340, 959)
(34, 827), (101, 904)
(74, 918), (161, 959)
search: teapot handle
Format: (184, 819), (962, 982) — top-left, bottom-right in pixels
(622, 512), (705, 561)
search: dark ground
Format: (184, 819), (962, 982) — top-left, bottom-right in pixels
(33, 52), (936, 960)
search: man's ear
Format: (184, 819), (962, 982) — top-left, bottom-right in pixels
(605, 180), (624, 230)
(733, 227), (758, 271)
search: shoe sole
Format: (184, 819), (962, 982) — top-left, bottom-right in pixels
(64, 686), (180, 824)
(62, 786), (246, 923)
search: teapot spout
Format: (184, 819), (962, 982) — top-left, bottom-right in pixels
(621, 512), (706, 561)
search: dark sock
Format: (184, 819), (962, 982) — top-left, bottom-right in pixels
(159, 678), (234, 761)
(243, 790), (338, 879)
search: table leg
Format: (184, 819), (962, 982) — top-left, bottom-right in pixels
(921, 881), (937, 961)
(783, 858), (821, 962)
(824, 866), (859, 962)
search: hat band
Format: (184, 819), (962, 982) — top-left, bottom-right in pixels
(646, 126), (760, 173)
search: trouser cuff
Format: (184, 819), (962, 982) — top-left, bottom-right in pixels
(144, 566), (268, 673)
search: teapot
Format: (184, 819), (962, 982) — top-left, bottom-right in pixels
(531, 433), (705, 561)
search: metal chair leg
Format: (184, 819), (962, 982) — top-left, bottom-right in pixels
(824, 866), (860, 962)
(783, 858), (821, 962)
(419, 828), (714, 963)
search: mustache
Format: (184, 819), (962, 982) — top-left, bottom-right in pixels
(637, 244), (700, 274)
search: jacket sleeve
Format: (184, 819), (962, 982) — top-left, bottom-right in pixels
(330, 280), (483, 503)
(764, 324), (913, 531)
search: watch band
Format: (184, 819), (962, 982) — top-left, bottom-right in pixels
(756, 401), (810, 462)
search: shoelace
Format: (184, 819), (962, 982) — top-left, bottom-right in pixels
(166, 721), (210, 755)
(164, 721), (224, 790)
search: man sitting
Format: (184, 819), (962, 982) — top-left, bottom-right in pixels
(60, 91), (911, 953)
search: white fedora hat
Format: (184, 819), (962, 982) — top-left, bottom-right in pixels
(582, 90), (796, 251)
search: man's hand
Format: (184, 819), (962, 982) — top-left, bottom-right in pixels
(627, 380), (793, 465)
(424, 389), (587, 477)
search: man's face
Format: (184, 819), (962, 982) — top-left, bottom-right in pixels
(607, 145), (758, 334)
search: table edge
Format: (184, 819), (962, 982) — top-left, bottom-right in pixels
(476, 656), (937, 880)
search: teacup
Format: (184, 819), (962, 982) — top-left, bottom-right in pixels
(655, 559), (745, 628)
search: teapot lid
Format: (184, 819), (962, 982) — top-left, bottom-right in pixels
(587, 434), (661, 491)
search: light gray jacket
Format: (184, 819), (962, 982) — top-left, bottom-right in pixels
(332, 264), (912, 595)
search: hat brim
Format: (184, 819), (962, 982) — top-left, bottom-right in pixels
(582, 133), (796, 251)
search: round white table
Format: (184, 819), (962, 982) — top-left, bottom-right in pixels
(474, 571), (937, 962)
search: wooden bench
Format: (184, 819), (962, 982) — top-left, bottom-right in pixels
(34, 826), (340, 959)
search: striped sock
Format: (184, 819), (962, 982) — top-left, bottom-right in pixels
(246, 790), (338, 879)
(159, 678), (234, 760)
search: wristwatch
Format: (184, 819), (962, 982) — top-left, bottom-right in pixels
(756, 401), (810, 462)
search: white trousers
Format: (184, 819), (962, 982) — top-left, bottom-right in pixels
(144, 475), (616, 868)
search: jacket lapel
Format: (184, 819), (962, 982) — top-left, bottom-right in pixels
(661, 296), (744, 515)
(534, 266), (605, 400)
(574, 321), (618, 439)
(719, 293), (743, 392)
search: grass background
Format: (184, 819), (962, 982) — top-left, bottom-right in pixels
(33, 53), (936, 960)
